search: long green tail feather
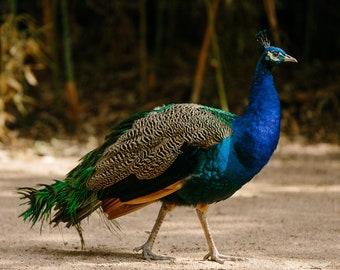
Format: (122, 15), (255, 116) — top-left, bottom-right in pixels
(18, 179), (101, 248)
(17, 110), (150, 247)
(18, 179), (99, 225)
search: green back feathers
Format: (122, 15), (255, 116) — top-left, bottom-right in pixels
(202, 105), (237, 127)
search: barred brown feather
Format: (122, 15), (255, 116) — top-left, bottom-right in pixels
(87, 104), (232, 190)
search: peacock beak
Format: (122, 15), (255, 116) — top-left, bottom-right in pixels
(283, 54), (298, 63)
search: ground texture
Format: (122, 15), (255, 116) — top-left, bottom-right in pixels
(0, 139), (339, 270)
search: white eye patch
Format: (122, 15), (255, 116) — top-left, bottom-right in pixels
(266, 51), (282, 61)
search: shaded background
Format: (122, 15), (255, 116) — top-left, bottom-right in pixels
(1, 0), (339, 145)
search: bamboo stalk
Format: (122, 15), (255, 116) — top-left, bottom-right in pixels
(43, 0), (61, 106)
(263, 0), (280, 46)
(210, 17), (229, 110)
(60, 0), (80, 126)
(139, 0), (148, 102)
(190, 0), (219, 104)
(205, 0), (229, 111)
(9, 0), (17, 15)
(51, 0), (62, 105)
(42, 0), (52, 55)
(149, 0), (166, 91)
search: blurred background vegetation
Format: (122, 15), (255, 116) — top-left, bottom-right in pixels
(0, 0), (339, 145)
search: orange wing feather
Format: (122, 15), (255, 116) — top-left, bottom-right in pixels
(101, 179), (185, 219)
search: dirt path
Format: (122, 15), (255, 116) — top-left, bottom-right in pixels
(0, 140), (339, 270)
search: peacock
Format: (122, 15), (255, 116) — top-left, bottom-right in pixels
(18, 31), (297, 264)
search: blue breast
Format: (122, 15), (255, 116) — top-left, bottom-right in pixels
(176, 70), (281, 205)
(176, 135), (270, 205)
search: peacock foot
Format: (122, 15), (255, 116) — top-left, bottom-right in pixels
(133, 244), (174, 261)
(203, 252), (246, 264)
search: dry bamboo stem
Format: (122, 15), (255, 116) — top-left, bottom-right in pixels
(190, 0), (219, 104)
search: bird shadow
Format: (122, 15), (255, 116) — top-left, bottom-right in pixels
(26, 245), (145, 263)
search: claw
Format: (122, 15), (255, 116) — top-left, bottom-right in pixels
(134, 244), (174, 261)
(203, 252), (246, 264)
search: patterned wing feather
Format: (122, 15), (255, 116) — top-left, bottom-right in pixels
(87, 104), (233, 190)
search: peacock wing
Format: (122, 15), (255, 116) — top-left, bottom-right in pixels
(86, 104), (234, 190)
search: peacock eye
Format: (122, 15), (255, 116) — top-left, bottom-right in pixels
(272, 51), (279, 57)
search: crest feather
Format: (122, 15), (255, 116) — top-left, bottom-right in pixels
(256, 30), (270, 48)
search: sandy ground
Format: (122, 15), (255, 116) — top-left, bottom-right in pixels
(0, 139), (339, 270)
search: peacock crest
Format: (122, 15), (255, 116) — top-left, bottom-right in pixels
(256, 30), (270, 48)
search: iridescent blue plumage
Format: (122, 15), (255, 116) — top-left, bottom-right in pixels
(173, 44), (295, 207)
(18, 32), (297, 264)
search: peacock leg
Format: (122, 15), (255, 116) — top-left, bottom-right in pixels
(196, 204), (245, 264)
(134, 202), (176, 261)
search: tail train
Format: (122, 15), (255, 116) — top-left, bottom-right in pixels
(18, 179), (101, 248)
(17, 111), (151, 248)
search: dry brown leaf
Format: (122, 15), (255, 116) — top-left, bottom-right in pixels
(24, 66), (38, 86)
(7, 77), (22, 92)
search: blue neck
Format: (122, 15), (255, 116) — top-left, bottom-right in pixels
(231, 58), (281, 174)
(174, 56), (282, 205)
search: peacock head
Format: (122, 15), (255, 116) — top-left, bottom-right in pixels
(256, 30), (297, 69)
